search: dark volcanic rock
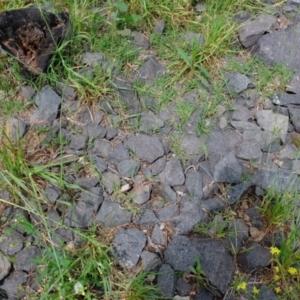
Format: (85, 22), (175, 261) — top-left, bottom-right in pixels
(159, 157), (185, 186)
(0, 271), (27, 299)
(185, 169), (203, 200)
(227, 182), (253, 205)
(14, 246), (41, 271)
(157, 264), (177, 298)
(0, 252), (11, 281)
(225, 72), (253, 94)
(6, 117), (29, 141)
(273, 93), (300, 106)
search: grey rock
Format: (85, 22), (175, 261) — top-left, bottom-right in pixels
(14, 246), (41, 271)
(257, 284), (277, 300)
(245, 207), (264, 229)
(125, 134), (164, 163)
(225, 72), (253, 94)
(140, 250), (162, 272)
(20, 85), (35, 100)
(139, 112), (164, 133)
(254, 23), (300, 70)
(182, 108), (202, 135)
(288, 106), (300, 133)
(132, 185), (151, 205)
(109, 143), (130, 165)
(155, 205), (179, 222)
(254, 169), (298, 192)
(235, 139), (262, 160)
(229, 219), (249, 242)
(214, 152), (242, 183)
(0, 271), (27, 299)
(74, 176), (99, 189)
(0, 229), (24, 255)
(273, 92), (300, 106)
(152, 183), (177, 203)
(76, 108), (104, 124)
(195, 289), (214, 300)
(83, 124), (106, 138)
(230, 120), (260, 132)
(93, 155), (108, 173)
(113, 228), (146, 268)
(286, 71), (300, 94)
(93, 139), (112, 158)
(200, 197), (226, 211)
(227, 182), (253, 205)
(185, 169), (203, 200)
(234, 11), (252, 24)
(102, 172), (121, 194)
(135, 210), (159, 226)
(6, 117), (29, 141)
(164, 235), (199, 272)
(191, 238), (235, 294)
(263, 98), (274, 110)
(180, 134), (205, 155)
(256, 110), (288, 142)
(237, 242), (272, 273)
(46, 209), (61, 227)
(159, 157), (185, 186)
(117, 159), (140, 177)
(82, 52), (103, 67)
(238, 14), (278, 48)
(151, 224), (167, 246)
(56, 81), (76, 101)
(105, 126), (118, 140)
(154, 20), (165, 34)
(279, 143), (298, 160)
(112, 72), (142, 113)
(133, 55), (166, 84)
(157, 264), (177, 298)
(176, 277), (192, 296)
(96, 200), (132, 228)
(132, 31), (150, 50)
(0, 252), (11, 281)
(232, 104), (252, 121)
(80, 187), (103, 212)
(69, 134), (87, 150)
(33, 85), (62, 122)
(182, 32), (205, 48)
(64, 201), (94, 227)
(143, 155), (166, 177)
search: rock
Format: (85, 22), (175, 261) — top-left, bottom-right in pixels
(155, 205), (179, 222)
(0, 252), (11, 281)
(238, 14), (278, 48)
(185, 169), (203, 200)
(133, 55), (166, 84)
(225, 72), (254, 94)
(117, 159), (140, 178)
(14, 246), (41, 271)
(288, 106), (300, 133)
(82, 52), (103, 67)
(132, 31), (150, 50)
(176, 277), (192, 296)
(232, 104), (252, 121)
(237, 242), (272, 273)
(74, 176), (99, 189)
(273, 93), (300, 106)
(200, 197), (226, 211)
(108, 143), (130, 165)
(191, 238), (235, 295)
(140, 250), (162, 272)
(257, 284), (277, 300)
(279, 143), (298, 160)
(113, 228), (146, 268)
(164, 235), (199, 272)
(214, 152), (242, 183)
(151, 224), (167, 246)
(245, 207), (264, 229)
(20, 85), (35, 100)
(152, 183), (177, 203)
(154, 20), (165, 34)
(96, 200), (132, 227)
(83, 124), (106, 138)
(286, 71), (300, 94)
(0, 271), (27, 299)
(105, 126), (118, 140)
(132, 185), (151, 205)
(227, 182), (253, 205)
(234, 11), (252, 24)
(195, 289), (214, 300)
(125, 134), (164, 163)
(230, 120), (260, 132)
(235, 139), (262, 160)
(254, 23), (300, 70)
(6, 117), (29, 141)
(139, 112), (164, 133)
(157, 264), (177, 298)
(228, 219), (249, 243)
(64, 200), (94, 227)
(102, 172), (120, 194)
(256, 110), (289, 143)
(159, 157), (185, 186)
(0, 229), (24, 255)
(254, 169), (298, 192)
(143, 155), (166, 177)
(69, 134), (87, 150)
(92, 155), (108, 173)
(32, 85), (62, 122)
(93, 139), (112, 158)
(182, 32), (205, 48)
(180, 134), (205, 155)
(56, 81), (76, 101)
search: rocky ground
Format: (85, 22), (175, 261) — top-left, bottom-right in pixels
(1, 1), (300, 300)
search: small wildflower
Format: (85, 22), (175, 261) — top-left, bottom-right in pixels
(270, 247), (280, 255)
(288, 267), (298, 275)
(252, 286), (259, 295)
(273, 275), (280, 281)
(237, 282), (247, 290)
(274, 287), (281, 294)
(274, 266), (279, 273)
(74, 282), (84, 295)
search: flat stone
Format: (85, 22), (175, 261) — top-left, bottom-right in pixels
(235, 139), (262, 160)
(139, 112), (164, 133)
(237, 242), (272, 273)
(232, 104), (252, 121)
(230, 120), (260, 132)
(159, 157), (185, 186)
(113, 228), (146, 268)
(273, 92), (300, 106)
(279, 143), (298, 160)
(64, 201), (94, 227)
(93, 139), (112, 158)
(164, 235), (199, 272)
(0, 229), (24, 255)
(92, 155), (108, 173)
(69, 134), (87, 150)
(0, 252), (11, 281)
(143, 155), (166, 177)
(132, 185), (151, 205)
(214, 152), (242, 183)
(105, 126), (118, 140)
(152, 183), (177, 203)
(117, 159), (140, 178)
(6, 117), (29, 141)
(155, 205), (179, 222)
(157, 264), (177, 298)
(96, 200), (132, 228)
(180, 134), (205, 155)
(74, 176), (99, 189)
(238, 14), (278, 48)
(14, 246), (41, 271)
(33, 85), (62, 122)
(185, 169), (203, 200)
(225, 72), (253, 94)
(135, 210), (159, 226)
(151, 224), (167, 246)
(191, 238), (235, 294)
(140, 250), (162, 272)
(286, 71), (300, 94)
(254, 23), (300, 70)
(125, 134), (164, 163)
(227, 182), (253, 205)
(108, 143), (130, 165)
(102, 172), (121, 194)
(256, 110), (289, 143)
(83, 124), (106, 138)
(0, 271), (27, 299)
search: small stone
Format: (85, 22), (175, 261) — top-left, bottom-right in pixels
(20, 85), (35, 100)
(155, 205), (179, 222)
(185, 169), (203, 200)
(132, 31), (150, 50)
(6, 117), (29, 141)
(141, 250), (162, 272)
(225, 72), (253, 94)
(14, 246), (41, 271)
(109, 143), (130, 165)
(157, 264), (177, 297)
(69, 134), (87, 150)
(154, 20), (165, 34)
(159, 157), (185, 186)
(117, 159), (140, 178)
(102, 172), (121, 194)
(132, 185), (151, 205)
(0, 252), (11, 281)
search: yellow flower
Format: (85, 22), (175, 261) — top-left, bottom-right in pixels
(237, 282), (247, 290)
(288, 267), (298, 275)
(274, 266), (279, 273)
(274, 287), (281, 294)
(273, 275), (280, 281)
(252, 286), (259, 295)
(270, 247), (280, 255)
